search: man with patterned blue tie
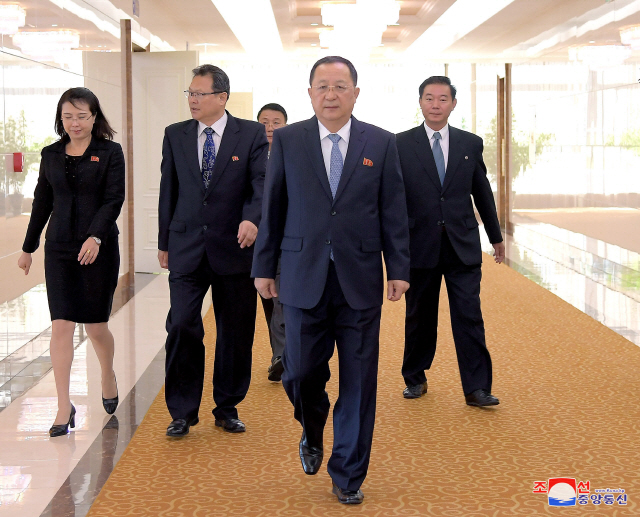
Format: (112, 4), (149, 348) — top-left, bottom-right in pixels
(252, 56), (410, 504)
(158, 64), (268, 437)
(397, 76), (504, 407)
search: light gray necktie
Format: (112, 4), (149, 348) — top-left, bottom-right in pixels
(327, 133), (343, 260)
(432, 131), (445, 185)
(328, 133), (343, 198)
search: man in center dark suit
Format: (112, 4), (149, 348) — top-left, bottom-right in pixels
(158, 64), (268, 437)
(252, 56), (410, 505)
(397, 76), (504, 407)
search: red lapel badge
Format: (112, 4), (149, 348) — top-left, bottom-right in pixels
(363, 158), (373, 167)
(232, 156), (239, 161)
(91, 156), (99, 162)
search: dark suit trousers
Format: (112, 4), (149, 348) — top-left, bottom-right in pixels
(165, 254), (256, 421)
(402, 231), (493, 395)
(259, 258), (285, 360)
(282, 262), (381, 491)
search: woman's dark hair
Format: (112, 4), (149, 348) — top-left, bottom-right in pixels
(55, 87), (116, 140)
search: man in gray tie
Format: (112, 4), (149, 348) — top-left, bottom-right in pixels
(396, 76), (504, 407)
(252, 56), (410, 504)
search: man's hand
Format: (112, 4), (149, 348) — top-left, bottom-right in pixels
(387, 280), (410, 301)
(255, 278), (277, 299)
(18, 252), (32, 275)
(238, 220), (258, 248)
(492, 242), (505, 264)
(158, 250), (169, 269)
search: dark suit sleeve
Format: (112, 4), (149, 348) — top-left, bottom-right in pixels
(87, 143), (125, 241)
(241, 125), (268, 227)
(158, 129), (178, 252)
(251, 130), (287, 279)
(471, 139), (503, 244)
(22, 151), (54, 253)
(380, 135), (411, 282)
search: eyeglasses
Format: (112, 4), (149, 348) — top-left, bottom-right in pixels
(61, 114), (94, 122)
(312, 85), (352, 94)
(184, 90), (226, 98)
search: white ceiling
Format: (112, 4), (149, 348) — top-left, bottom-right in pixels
(4, 0), (640, 63)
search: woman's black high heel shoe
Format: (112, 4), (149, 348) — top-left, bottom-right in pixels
(49, 404), (76, 437)
(102, 374), (119, 415)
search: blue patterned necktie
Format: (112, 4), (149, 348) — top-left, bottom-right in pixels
(432, 131), (446, 185)
(202, 127), (216, 188)
(328, 133), (343, 198)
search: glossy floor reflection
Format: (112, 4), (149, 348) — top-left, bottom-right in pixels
(0, 274), (171, 517)
(481, 218), (640, 346)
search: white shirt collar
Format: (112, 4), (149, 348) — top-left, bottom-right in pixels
(318, 118), (351, 146)
(423, 122), (449, 141)
(198, 111), (228, 137)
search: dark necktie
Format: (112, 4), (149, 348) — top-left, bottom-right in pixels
(202, 127), (216, 188)
(433, 131), (445, 185)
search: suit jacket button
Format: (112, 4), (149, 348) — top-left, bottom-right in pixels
(325, 239), (331, 245)
(203, 201), (207, 205)
(331, 210), (337, 216)
(437, 221), (442, 226)
(203, 225), (208, 230)
(440, 197), (444, 202)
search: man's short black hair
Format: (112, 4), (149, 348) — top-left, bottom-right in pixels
(192, 64), (230, 98)
(257, 103), (288, 123)
(309, 56), (358, 86)
(419, 76), (457, 100)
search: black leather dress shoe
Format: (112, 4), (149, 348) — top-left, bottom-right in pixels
(166, 417), (199, 437)
(215, 418), (246, 433)
(267, 356), (284, 382)
(465, 389), (500, 407)
(403, 381), (428, 399)
(299, 431), (323, 475)
(332, 482), (364, 504)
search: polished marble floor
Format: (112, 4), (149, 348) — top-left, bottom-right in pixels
(481, 218), (640, 346)
(0, 274), (173, 516)
(0, 220), (638, 517)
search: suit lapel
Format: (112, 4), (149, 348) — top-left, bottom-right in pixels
(181, 120), (203, 192)
(333, 116), (365, 204)
(303, 117), (333, 201)
(442, 126), (463, 193)
(413, 125), (442, 190)
(206, 111), (240, 196)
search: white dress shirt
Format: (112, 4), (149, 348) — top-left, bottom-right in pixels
(197, 112), (228, 169)
(424, 122), (450, 171)
(319, 119), (351, 180)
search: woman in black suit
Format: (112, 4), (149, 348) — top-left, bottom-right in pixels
(18, 87), (125, 437)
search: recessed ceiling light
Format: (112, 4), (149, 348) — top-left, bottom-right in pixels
(311, 43), (317, 46)
(52, 24), (58, 27)
(311, 23), (318, 26)
(589, 40), (595, 43)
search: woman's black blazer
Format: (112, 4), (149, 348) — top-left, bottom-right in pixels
(22, 137), (125, 253)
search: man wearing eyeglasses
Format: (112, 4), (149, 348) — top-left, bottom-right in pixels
(158, 64), (268, 437)
(255, 103), (288, 382)
(252, 56), (410, 504)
